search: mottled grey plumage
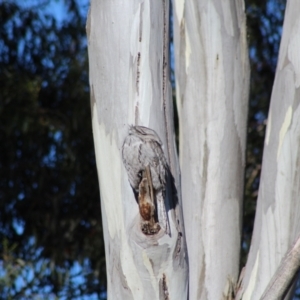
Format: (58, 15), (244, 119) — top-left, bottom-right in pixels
(122, 125), (170, 234)
(122, 125), (167, 193)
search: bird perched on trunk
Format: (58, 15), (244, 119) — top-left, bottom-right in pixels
(122, 125), (169, 235)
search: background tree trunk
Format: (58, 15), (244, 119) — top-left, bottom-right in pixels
(236, 0), (300, 298)
(171, 1), (249, 299)
(87, 1), (188, 299)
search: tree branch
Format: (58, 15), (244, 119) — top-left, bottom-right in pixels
(260, 233), (300, 300)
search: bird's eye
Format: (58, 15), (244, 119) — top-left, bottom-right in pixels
(138, 170), (143, 179)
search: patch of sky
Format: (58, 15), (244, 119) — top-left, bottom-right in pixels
(13, 218), (25, 235)
(16, 0), (90, 27)
(44, 0), (90, 26)
(249, 44), (256, 58)
(0, 242), (54, 298)
(266, 0), (285, 21)
(53, 259), (104, 300)
(42, 144), (57, 167)
(44, 0), (67, 25)
(15, 266), (34, 293)
(18, 192), (25, 200)
(80, 220), (91, 228)
(54, 130), (63, 141)
(77, 0), (90, 19)
(70, 261), (85, 285)
(41, 57), (55, 70)
(16, 0), (66, 25)
(255, 111), (266, 123)
(42, 130), (63, 168)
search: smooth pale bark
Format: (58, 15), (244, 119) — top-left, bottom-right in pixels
(236, 1), (300, 299)
(260, 233), (300, 300)
(172, 1), (249, 299)
(87, 1), (188, 299)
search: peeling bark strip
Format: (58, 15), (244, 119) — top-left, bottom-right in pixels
(159, 273), (169, 300)
(122, 125), (170, 235)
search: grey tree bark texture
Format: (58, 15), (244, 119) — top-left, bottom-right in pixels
(235, 0), (300, 299)
(171, 1), (249, 299)
(87, 0), (300, 299)
(87, 0), (188, 299)
(260, 233), (300, 300)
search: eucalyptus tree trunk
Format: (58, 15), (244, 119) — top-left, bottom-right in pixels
(87, 1), (188, 299)
(87, 0), (300, 298)
(171, 1), (249, 299)
(236, 1), (300, 298)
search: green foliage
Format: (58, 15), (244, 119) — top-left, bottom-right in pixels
(0, 1), (105, 298)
